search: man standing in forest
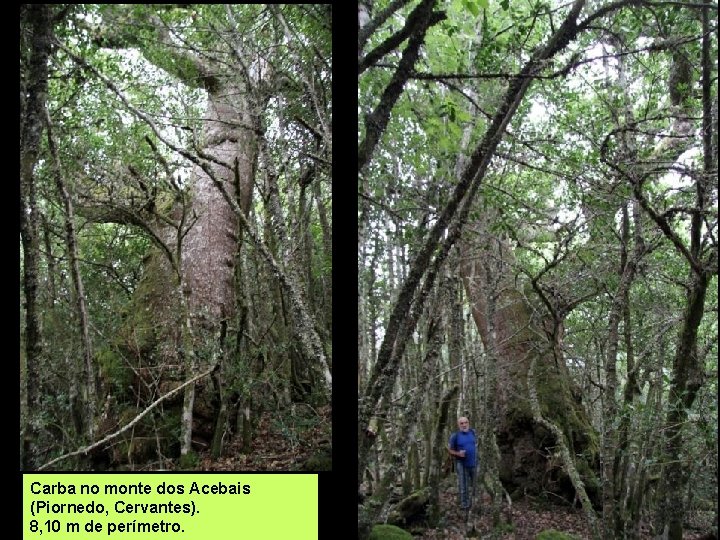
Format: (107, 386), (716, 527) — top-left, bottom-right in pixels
(448, 416), (477, 521)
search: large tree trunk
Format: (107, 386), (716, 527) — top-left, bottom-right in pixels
(178, 84), (255, 459)
(458, 219), (600, 507)
(146, 83), (257, 461)
(183, 86), (255, 323)
(70, 73), (260, 464)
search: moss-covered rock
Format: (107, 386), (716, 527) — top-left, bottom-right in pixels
(369, 524), (413, 540)
(387, 487), (430, 528)
(536, 529), (581, 540)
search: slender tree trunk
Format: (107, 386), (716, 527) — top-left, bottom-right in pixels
(422, 363), (435, 489)
(602, 202), (642, 539)
(20, 3), (52, 470)
(528, 357), (600, 539)
(45, 107), (98, 442)
(176, 252), (198, 461)
(446, 272), (464, 426)
(657, 271), (710, 539)
(312, 178), (331, 336)
(41, 213), (57, 304)
(298, 183), (313, 309)
(614, 200), (645, 537)
(428, 385), (459, 526)
(358, 245), (369, 390)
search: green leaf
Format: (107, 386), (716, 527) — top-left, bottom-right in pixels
(478, 0), (489, 9)
(464, 0), (480, 16)
(455, 108), (471, 122)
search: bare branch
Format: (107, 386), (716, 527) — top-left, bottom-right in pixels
(358, 0), (446, 174)
(358, 0), (413, 53)
(38, 365), (217, 471)
(358, 0), (443, 76)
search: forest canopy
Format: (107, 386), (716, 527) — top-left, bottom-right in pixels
(358, 1), (717, 539)
(20, 4), (332, 473)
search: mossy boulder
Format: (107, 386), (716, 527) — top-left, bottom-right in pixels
(369, 524), (412, 540)
(536, 529), (581, 540)
(387, 487), (430, 529)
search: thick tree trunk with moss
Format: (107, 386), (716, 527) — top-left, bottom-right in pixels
(72, 83), (258, 466)
(104, 79), (256, 464)
(458, 221), (600, 506)
(80, 7), (262, 463)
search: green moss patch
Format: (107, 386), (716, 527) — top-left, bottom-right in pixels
(369, 524), (413, 540)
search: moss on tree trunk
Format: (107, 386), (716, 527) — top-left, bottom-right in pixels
(459, 223), (600, 508)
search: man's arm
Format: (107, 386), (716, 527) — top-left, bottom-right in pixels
(448, 434), (465, 457)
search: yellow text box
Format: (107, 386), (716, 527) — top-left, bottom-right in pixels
(24, 473), (317, 539)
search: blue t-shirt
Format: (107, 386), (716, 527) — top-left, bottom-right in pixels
(449, 429), (477, 467)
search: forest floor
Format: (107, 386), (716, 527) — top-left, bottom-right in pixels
(196, 405), (331, 471)
(415, 488), (716, 539)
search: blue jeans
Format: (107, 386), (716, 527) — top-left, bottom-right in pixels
(455, 461), (476, 510)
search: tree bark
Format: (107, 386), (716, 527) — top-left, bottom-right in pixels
(20, 3), (52, 470)
(602, 201), (643, 539)
(428, 385), (459, 526)
(458, 217), (600, 507)
(476, 240), (508, 529)
(312, 178), (332, 337)
(45, 107), (98, 442)
(613, 200), (645, 537)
